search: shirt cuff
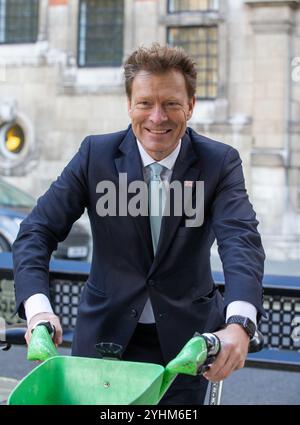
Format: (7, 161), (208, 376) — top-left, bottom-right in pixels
(226, 301), (257, 327)
(24, 293), (54, 325)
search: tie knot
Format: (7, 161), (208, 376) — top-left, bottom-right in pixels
(149, 162), (164, 181)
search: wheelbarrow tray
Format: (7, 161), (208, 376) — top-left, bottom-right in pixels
(7, 326), (208, 405)
(8, 356), (165, 405)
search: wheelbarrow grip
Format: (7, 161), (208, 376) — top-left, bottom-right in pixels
(27, 322), (58, 361)
(194, 332), (220, 375)
(32, 321), (56, 338)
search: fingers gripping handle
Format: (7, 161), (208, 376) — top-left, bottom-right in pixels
(206, 330), (264, 407)
(201, 329), (264, 356)
(194, 330), (264, 375)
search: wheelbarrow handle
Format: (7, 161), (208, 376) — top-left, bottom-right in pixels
(31, 321), (56, 338)
(194, 332), (220, 375)
(27, 322), (58, 361)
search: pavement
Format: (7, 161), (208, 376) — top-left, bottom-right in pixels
(0, 345), (299, 405)
(0, 377), (18, 405)
(0, 345), (71, 405)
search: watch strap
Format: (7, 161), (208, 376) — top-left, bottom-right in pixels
(226, 315), (256, 339)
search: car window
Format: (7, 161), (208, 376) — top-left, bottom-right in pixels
(0, 179), (35, 208)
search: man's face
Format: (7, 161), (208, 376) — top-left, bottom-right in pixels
(127, 70), (195, 161)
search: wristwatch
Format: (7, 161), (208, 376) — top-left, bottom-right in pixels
(226, 315), (256, 339)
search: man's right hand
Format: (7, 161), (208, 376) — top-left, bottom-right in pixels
(26, 312), (63, 347)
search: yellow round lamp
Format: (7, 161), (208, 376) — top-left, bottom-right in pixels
(6, 135), (22, 153)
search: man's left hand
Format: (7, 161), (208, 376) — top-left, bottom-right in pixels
(203, 324), (249, 382)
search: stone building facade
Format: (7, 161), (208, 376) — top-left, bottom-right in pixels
(0, 0), (299, 263)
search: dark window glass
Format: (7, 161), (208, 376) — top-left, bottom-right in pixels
(0, 0), (39, 44)
(0, 179), (35, 208)
(168, 0), (219, 13)
(168, 26), (218, 99)
(78, 0), (124, 67)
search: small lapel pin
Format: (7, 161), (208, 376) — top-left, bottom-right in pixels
(184, 180), (193, 188)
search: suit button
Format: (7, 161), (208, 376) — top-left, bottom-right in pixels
(148, 279), (155, 287)
(130, 309), (137, 317)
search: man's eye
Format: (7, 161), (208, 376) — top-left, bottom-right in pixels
(138, 101), (150, 107)
(166, 102), (181, 108)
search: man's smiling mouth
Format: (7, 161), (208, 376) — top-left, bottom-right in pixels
(146, 128), (172, 134)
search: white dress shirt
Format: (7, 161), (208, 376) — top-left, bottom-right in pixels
(24, 138), (257, 327)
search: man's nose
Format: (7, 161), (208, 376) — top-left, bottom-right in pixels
(149, 105), (168, 124)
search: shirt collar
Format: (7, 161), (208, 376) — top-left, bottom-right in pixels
(136, 139), (181, 171)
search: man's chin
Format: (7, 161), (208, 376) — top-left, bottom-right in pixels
(143, 140), (171, 151)
(141, 141), (178, 160)
(142, 132), (176, 145)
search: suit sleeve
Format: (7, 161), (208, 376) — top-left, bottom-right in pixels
(211, 146), (266, 318)
(12, 136), (91, 319)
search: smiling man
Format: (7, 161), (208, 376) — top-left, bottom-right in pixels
(13, 44), (265, 405)
(127, 69), (195, 160)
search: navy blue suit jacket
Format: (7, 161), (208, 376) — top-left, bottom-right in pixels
(13, 126), (265, 363)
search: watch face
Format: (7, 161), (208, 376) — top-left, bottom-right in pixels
(227, 315), (256, 338)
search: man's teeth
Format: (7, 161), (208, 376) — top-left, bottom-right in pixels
(149, 129), (168, 134)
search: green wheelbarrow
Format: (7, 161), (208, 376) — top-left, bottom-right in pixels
(2, 323), (221, 405)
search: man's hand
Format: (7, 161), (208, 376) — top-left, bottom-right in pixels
(25, 312), (63, 347)
(203, 324), (249, 382)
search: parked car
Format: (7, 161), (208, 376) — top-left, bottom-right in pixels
(0, 178), (90, 260)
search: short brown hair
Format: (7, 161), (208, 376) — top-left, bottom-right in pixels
(124, 43), (197, 99)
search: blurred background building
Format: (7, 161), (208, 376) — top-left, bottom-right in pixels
(0, 0), (299, 268)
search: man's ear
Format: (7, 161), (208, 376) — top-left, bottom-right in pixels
(127, 98), (133, 117)
(186, 96), (196, 120)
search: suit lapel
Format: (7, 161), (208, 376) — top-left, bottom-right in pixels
(114, 128), (144, 184)
(114, 128), (153, 263)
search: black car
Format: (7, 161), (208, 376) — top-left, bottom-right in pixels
(0, 178), (90, 260)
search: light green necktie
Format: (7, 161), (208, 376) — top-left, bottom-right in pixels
(148, 162), (166, 253)
(139, 162), (166, 323)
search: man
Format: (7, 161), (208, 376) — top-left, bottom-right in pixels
(13, 44), (265, 405)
